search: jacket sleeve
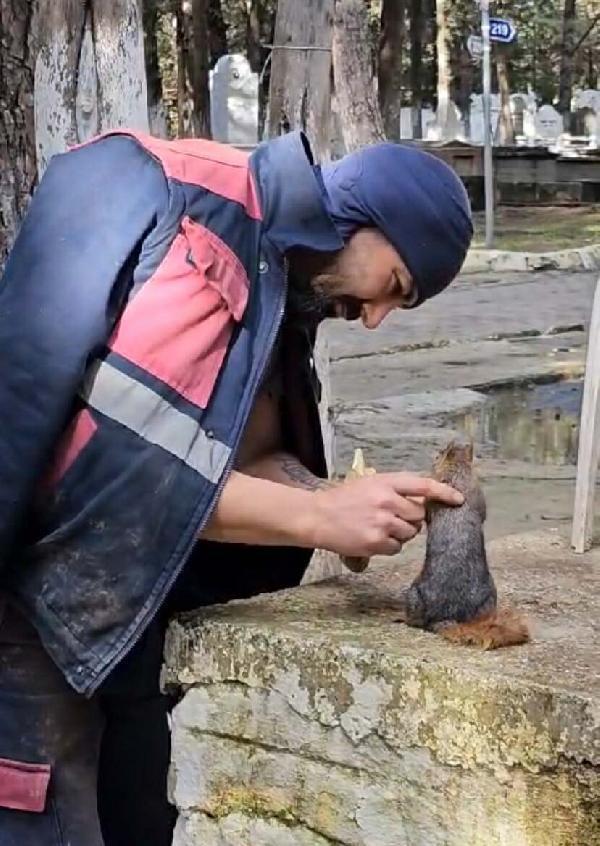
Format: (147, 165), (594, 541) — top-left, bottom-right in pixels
(0, 135), (170, 566)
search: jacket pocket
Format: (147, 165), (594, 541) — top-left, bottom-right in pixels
(109, 215), (250, 409)
(0, 757), (51, 813)
(41, 408), (98, 489)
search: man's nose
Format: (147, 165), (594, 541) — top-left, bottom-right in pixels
(361, 301), (396, 330)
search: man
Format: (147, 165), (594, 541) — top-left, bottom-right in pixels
(0, 129), (472, 844)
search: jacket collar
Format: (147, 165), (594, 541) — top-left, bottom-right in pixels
(250, 132), (344, 256)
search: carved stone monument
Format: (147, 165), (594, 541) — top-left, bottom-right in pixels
(210, 54), (259, 146)
(469, 93), (500, 145)
(534, 104), (563, 143)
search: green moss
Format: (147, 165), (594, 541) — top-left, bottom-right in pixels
(206, 786), (299, 827)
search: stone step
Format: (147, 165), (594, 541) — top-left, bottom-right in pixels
(164, 530), (600, 846)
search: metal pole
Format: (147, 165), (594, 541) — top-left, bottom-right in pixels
(481, 0), (494, 248)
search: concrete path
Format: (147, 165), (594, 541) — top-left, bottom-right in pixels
(322, 270), (599, 541)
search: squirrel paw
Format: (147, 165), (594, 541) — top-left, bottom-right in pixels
(434, 608), (529, 650)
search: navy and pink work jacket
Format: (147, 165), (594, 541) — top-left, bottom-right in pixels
(0, 130), (343, 694)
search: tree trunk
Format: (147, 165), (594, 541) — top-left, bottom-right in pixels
(267, 0), (334, 161)
(246, 0), (274, 140)
(409, 0), (423, 138)
(558, 0), (577, 132)
(143, 0), (162, 112)
(456, 45), (473, 139)
(176, 5), (188, 136)
(587, 47), (598, 89)
(143, 0), (168, 136)
(185, 0), (211, 137)
(151, 1), (179, 138)
(208, 0), (228, 65)
(0, 0), (37, 266)
(435, 0), (452, 136)
(246, 0), (263, 74)
(33, 0), (149, 174)
(495, 49), (514, 146)
(332, 0), (386, 151)
(378, 0), (405, 141)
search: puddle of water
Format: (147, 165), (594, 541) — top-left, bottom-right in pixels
(456, 380), (582, 465)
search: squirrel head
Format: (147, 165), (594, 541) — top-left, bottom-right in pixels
(427, 441), (487, 524)
(428, 440), (486, 524)
(432, 440), (475, 490)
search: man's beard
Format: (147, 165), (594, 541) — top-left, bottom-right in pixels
(286, 272), (362, 329)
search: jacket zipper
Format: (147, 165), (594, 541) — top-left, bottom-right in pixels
(87, 258), (289, 695)
(192, 259), (288, 538)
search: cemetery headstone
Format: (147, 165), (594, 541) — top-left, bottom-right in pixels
(470, 93), (500, 145)
(572, 89), (600, 143)
(426, 101), (463, 142)
(210, 54), (258, 146)
(509, 92), (537, 146)
(399, 106), (435, 140)
(534, 104), (563, 143)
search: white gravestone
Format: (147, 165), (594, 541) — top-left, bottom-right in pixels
(469, 93), (500, 145)
(572, 89), (600, 143)
(399, 106), (435, 140)
(534, 104), (563, 143)
(510, 92), (537, 146)
(400, 107), (413, 139)
(572, 88), (600, 113)
(209, 54), (258, 146)
(425, 101), (464, 142)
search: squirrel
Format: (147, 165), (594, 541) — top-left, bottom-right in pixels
(402, 441), (530, 650)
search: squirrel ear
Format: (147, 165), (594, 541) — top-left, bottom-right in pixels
(434, 441), (451, 471)
(441, 440), (456, 458)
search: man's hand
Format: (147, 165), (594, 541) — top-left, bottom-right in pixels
(311, 473), (463, 557)
(202, 469), (463, 556)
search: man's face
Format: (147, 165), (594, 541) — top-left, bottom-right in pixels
(301, 228), (417, 330)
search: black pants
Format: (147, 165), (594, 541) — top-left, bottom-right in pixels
(0, 543), (308, 845)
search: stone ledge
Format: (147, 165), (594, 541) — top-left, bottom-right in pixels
(164, 531), (600, 846)
(463, 243), (600, 274)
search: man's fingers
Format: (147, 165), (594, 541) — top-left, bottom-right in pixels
(380, 537), (404, 556)
(389, 517), (421, 540)
(385, 473), (464, 505)
(390, 496), (425, 524)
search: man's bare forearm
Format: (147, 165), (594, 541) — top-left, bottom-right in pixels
(218, 454), (367, 570)
(201, 452), (331, 546)
(201, 471), (320, 546)
(241, 451), (333, 491)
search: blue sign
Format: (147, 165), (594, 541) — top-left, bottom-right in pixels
(489, 18), (517, 44)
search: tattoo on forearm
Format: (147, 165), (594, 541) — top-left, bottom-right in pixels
(277, 454), (332, 491)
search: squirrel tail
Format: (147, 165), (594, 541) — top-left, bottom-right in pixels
(435, 608), (529, 650)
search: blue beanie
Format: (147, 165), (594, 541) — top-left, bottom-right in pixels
(321, 144), (473, 306)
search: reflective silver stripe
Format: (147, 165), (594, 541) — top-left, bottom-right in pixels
(81, 361), (231, 484)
